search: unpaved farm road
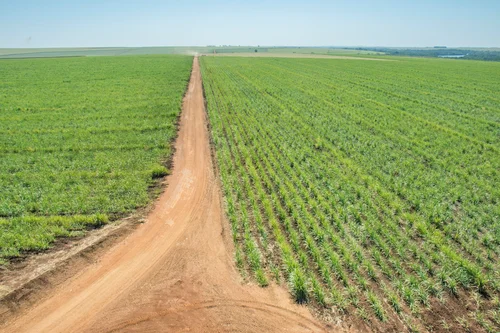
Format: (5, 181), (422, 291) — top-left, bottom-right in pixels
(1, 58), (332, 333)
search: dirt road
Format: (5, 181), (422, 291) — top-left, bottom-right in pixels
(1, 57), (330, 332)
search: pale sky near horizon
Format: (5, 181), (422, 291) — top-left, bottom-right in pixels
(1, 0), (499, 48)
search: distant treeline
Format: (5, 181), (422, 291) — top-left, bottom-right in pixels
(352, 47), (500, 61)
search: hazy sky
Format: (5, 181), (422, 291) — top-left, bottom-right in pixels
(1, 0), (499, 48)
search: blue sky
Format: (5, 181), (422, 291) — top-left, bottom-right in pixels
(1, 0), (499, 48)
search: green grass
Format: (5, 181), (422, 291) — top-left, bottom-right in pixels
(200, 55), (500, 332)
(0, 55), (192, 261)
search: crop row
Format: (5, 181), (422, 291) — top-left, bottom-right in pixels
(200, 56), (500, 332)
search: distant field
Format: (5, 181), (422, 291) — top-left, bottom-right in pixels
(209, 47), (384, 57)
(0, 47), (127, 56)
(0, 47), (204, 58)
(354, 47), (500, 61)
(3, 46), (499, 62)
(0, 46), (385, 59)
(203, 53), (389, 61)
(0, 55), (192, 262)
(267, 47), (384, 56)
(201, 56), (500, 332)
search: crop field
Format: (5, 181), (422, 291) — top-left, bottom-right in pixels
(0, 47), (210, 59)
(200, 56), (500, 332)
(267, 47), (385, 56)
(0, 46), (385, 60)
(0, 55), (192, 263)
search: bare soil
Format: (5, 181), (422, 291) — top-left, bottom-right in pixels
(0, 58), (344, 333)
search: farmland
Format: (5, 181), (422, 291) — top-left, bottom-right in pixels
(0, 55), (192, 263)
(0, 46), (384, 59)
(200, 56), (500, 332)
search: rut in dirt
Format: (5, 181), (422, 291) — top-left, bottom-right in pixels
(0, 57), (331, 333)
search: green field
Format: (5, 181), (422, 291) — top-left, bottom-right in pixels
(0, 46), (384, 59)
(0, 47), (209, 59)
(200, 56), (500, 332)
(267, 47), (384, 56)
(0, 55), (192, 262)
(1, 50), (499, 331)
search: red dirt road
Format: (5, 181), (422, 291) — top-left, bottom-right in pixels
(1, 58), (330, 332)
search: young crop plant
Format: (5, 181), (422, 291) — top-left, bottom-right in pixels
(201, 55), (500, 331)
(0, 55), (192, 262)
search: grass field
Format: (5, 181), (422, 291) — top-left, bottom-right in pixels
(0, 55), (192, 263)
(200, 56), (500, 332)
